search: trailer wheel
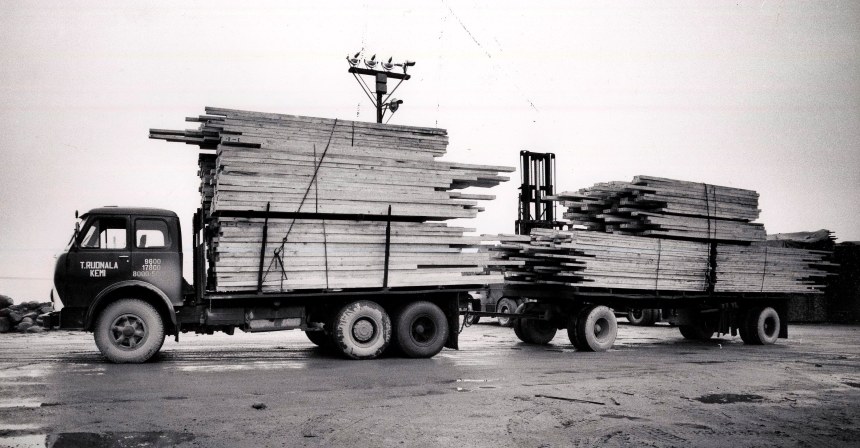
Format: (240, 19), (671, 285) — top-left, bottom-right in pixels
(742, 307), (780, 345)
(513, 304), (556, 345)
(627, 309), (657, 326)
(496, 298), (518, 327)
(571, 305), (617, 352)
(94, 298), (165, 364)
(460, 301), (480, 326)
(332, 300), (391, 360)
(395, 301), (448, 358)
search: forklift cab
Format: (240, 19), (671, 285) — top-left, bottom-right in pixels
(53, 207), (184, 329)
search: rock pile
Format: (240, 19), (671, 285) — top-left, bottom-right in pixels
(0, 294), (54, 333)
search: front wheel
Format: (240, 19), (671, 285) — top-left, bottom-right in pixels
(94, 298), (166, 363)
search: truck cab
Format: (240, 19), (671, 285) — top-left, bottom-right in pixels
(53, 207), (183, 336)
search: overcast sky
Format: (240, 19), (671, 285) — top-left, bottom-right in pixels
(1, 0), (858, 300)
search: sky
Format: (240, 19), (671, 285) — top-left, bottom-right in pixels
(1, 0), (858, 300)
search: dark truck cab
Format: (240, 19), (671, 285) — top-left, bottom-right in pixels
(53, 207), (183, 333)
(51, 207), (469, 363)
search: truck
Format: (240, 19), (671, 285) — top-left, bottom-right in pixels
(50, 206), (478, 362)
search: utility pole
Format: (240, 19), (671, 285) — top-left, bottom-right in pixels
(347, 52), (415, 123)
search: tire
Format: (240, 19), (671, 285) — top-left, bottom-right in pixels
(627, 309), (656, 326)
(743, 306), (780, 345)
(395, 301), (449, 358)
(566, 312), (582, 348)
(513, 304), (556, 345)
(332, 300), (391, 360)
(463, 301), (480, 325)
(496, 298), (518, 327)
(94, 299), (166, 363)
(679, 325), (713, 340)
(572, 305), (617, 352)
(305, 330), (332, 348)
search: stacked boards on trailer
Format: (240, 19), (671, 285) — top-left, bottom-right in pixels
(151, 107), (514, 292)
(555, 175), (765, 243)
(492, 176), (834, 295)
(491, 229), (832, 294)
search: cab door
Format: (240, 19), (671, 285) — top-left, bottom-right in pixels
(131, 217), (182, 305)
(66, 215), (132, 309)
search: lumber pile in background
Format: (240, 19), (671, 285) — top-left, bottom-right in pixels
(554, 175), (766, 243)
(151, 107), (513, 292)
(491, 175), (834, 294)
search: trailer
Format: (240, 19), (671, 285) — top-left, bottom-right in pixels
(462, 283), (790, 351)
(49, 207), (482, 362)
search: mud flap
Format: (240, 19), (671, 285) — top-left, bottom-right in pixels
(444, 294), (459, 350)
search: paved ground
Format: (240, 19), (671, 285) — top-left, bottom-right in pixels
(0, 320), (858, 448)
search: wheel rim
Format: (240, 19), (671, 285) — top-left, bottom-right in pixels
(411, 315), (437, 344)
(352, 317), (377, 344)
(631, 310), (643, 320)
(109, 314), (148, 350)
(762, 315), (777, 338)
(593, 317), (611, 341)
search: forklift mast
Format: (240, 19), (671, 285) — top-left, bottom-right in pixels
(515, 150), (563, 235)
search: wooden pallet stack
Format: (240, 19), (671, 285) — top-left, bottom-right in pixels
(555, 175), (766, 243)
(151, 107), (514, 292)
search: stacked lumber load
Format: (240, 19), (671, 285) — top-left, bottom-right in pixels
(490, 229), (833, 293)
(214, 218), (508, 290)
(555, 175), (766, 243)
(715, 244), (834, 293)
(491, 229), (710, 291)
(151, 107), (514, 292)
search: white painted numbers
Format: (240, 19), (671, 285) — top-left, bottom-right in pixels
(133, 258), (162, 278)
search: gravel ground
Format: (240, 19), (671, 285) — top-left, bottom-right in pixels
(0, 321), (858, 447)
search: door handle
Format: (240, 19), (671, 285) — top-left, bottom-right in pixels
(119, 255), (130, 260)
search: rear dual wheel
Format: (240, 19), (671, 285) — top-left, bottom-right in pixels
(739, 307), (780, 345)
(332, 300), (391, 359)
(395, 301), (449, 358)
(331, 300), (448, 359)
(568, 305), (617, 352)
(627, 309), (658, 326)
(513, 304), (557, 345)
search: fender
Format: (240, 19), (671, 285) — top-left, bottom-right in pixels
(85, 280), (177, 330)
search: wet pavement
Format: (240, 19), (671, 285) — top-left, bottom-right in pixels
(0, 321), (858, 447)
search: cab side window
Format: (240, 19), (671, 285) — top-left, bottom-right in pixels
(135, 219), (170, 249)
(80, 218), (127, 249)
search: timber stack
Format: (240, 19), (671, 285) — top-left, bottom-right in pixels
(491, 175), (834, 294)
(151, 107), (514, 292)
(554, 175), (766, 242)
